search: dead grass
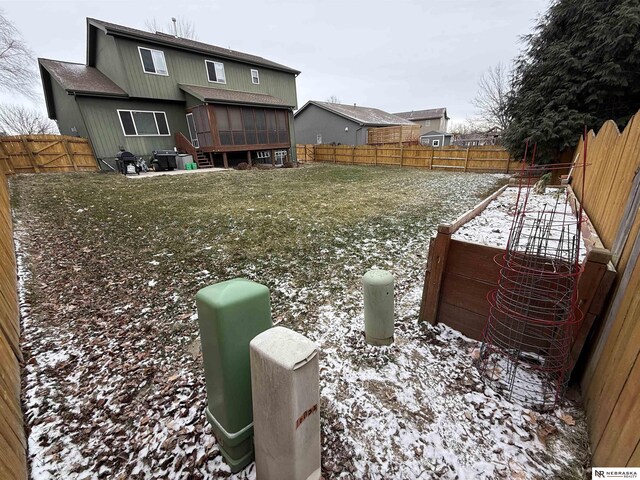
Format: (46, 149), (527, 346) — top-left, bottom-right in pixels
(11, 164), (517, 478)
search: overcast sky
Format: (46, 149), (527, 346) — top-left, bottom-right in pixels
(2, 0), (550, 124)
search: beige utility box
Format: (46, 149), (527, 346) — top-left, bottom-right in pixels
(250, 327), (321, 480)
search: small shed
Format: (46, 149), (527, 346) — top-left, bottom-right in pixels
(419, 131), (452, 147)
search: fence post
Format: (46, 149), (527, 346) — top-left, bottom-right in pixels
(464, 147), (470, 172)
(352, 146), (355, 165)
(400, 143), (404, 167)
(374, 146), (378, 166)
(505, 156), (510, 174)
(430, 148), (434, 170)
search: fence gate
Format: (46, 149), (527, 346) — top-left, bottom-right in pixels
(0, 135), (98, 174)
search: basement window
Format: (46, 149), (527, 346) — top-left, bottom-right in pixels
(251, 69), (260, 84)
(205, 60), (226, 84)
(118, 110), (170, 136)
(138, 47), (168, 75)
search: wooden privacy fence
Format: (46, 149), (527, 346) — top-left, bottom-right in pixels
(0, 134), (98, 174)
(367, 125), (420, 145)
(296, 144), (520, 173)
(296, 144), (315, 162)
(0, 174), (26, 479)
(570, 111), (640, 467)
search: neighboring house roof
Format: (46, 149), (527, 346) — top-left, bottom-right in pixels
(39, 58), (128, 97)
(179, 84), (293, 108)
(87, 18), (300, 75)
(394, 108), (449, 121)
(420, 130), (452, 137)
(295, 101), (414, 127)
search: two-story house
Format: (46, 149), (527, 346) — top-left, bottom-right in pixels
(39, 18), (300, 169)
(393, 108), (449, 135)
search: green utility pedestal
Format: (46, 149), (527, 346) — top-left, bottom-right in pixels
(196, 278), (273, 472)
(362, 269), (394, 346)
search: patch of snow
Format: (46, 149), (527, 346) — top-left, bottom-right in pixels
(453, 187), (587, 263)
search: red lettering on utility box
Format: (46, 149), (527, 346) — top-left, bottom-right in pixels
(295, 404), (318, 429)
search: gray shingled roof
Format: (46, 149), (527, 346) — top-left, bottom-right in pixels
(420, 130), (452, 137)
(179, 84), (292, 107)
(39, 58), (128, 97)
(394, 108), (448, 121)
(298, 101), (415, 126)
(88, 18), (300, 75)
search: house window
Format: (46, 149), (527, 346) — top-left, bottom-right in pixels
(251, 69), (260, 84)
(206, 60), (226, 83)
(118, 110), (170, 136)
(424, 119), (431, 126)
(138, 47), (168, 75)
(274, 150), (287, 165)
(432, 139), (440, 147)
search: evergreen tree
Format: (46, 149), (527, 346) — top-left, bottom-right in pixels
(504, 0), (640, 163)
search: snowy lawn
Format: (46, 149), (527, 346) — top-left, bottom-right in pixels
(10, 164), (589, 479)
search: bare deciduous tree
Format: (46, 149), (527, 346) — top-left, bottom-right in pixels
(326, 95), (340, 104)
(472, 63), (511, 131)
(448, 119), (485, 136)
(0, 104), (58, 135)
(145, 17), (198, 40)
(0, 10), (35, 98)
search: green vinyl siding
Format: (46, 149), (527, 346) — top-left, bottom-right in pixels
(95, 30), (129, 91)
(114, 37), (298, 107)
(50, 80), (86, 137)
(76, 97), (188, 160)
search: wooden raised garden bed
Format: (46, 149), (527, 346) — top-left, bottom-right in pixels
(418, 184), (616, 369)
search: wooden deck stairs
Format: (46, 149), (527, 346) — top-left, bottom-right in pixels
(175, 132), (214, 169)
(195, 150), (213, 168)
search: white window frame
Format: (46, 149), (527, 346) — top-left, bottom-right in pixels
(274, 149), (286, 165)
(185, 113), (199, 148)
(205, 60), (226, 84)
(137, 47), (168, 76)
(251, 69), (260, 84)
(117, 110), (171, 137)
(424, 119), (431, 126)
(432, 139), (440, 147)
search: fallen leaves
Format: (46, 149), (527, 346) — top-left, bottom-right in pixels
(11, 167), (589, 480)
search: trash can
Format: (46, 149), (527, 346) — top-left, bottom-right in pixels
(196, 279), (273, 472)
(177, 154), (193, 170)
(250, 326), (321, 480)
(151, 150), (177, 171)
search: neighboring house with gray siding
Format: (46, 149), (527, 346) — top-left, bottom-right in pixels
(294, 101), (414, 146)
(419, 130), (452, 147)
(393, 108), (449, 135)
(39, 18), (300, 169)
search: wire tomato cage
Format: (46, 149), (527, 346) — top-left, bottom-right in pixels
(478, 133), (588, 410)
